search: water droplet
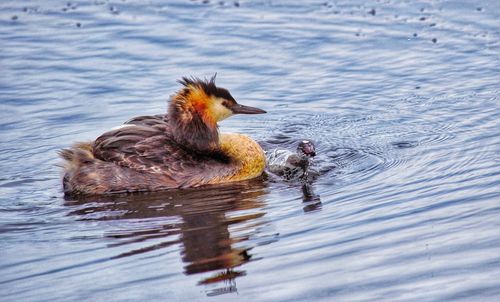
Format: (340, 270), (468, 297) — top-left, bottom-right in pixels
(109, 5), (119, 15)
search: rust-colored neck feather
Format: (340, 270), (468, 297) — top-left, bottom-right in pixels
(168, 86), (219, 152)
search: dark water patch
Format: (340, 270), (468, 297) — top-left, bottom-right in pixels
(391, 141), (418, 149)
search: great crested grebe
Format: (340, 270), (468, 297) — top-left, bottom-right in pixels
(59, 76), (267, 195)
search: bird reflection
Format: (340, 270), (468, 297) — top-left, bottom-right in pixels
(64, 179), (269, 296)
(301, 183), (322, 213)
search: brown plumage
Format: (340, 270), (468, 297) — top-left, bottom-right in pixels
(59, 76), (267, 195)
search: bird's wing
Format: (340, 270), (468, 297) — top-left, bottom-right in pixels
(124, 114), (168, 127)
(93, 117), (235, 187)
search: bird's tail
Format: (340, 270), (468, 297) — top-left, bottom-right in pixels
(58, 142), (95, 194)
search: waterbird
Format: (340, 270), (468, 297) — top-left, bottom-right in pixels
(59, 76), (267, 195)
(266, 140), (316, 181)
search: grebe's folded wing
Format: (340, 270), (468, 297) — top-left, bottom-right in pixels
(124, 114), (167, 127)
(93, 124), (170, 172)
(93, 123), (234, 187)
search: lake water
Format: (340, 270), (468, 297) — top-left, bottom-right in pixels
(1, 0), (499, 301)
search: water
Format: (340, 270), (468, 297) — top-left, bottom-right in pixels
(1, 0), (499, 301)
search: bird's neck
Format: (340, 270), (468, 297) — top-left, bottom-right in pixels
(168, 96), (220, 152)
(219, 133), (266, 181)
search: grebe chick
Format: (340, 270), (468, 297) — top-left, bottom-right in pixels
(266, 140), (316, 180)
(60, 76), (267, 195)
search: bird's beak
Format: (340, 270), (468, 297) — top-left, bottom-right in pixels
(231, 104), (267, 115)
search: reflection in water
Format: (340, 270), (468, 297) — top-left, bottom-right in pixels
(301, 183), (322, 213)
(64, 179), (269, 296)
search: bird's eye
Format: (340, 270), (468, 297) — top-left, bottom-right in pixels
(221, 100), (231, 108)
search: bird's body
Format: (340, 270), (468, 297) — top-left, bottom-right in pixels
(60, 77), (266, 195)
(266, 140), (316, 181)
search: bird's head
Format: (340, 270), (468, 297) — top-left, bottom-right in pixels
(168, 75), (266, 152)
(172, 75), (266, 126)
(297, 140), (316, 158)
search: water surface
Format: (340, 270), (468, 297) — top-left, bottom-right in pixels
(1, 0), (499, 301)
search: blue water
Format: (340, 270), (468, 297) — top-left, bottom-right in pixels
(1, 0), (499, 301)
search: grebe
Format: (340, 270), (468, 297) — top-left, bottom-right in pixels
(59, 76), (267, 195)
(266, 140), (316, 180)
